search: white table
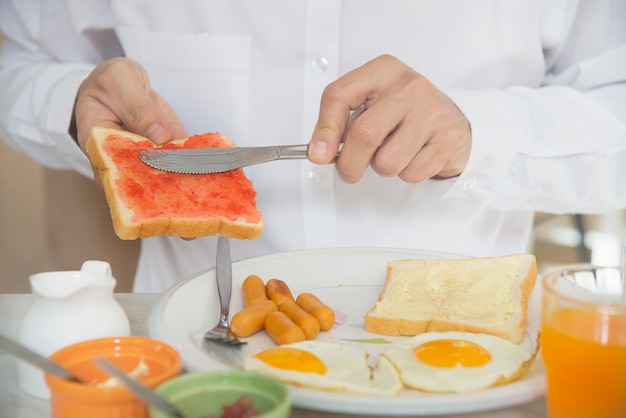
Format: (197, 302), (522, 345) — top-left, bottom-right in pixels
(0, 293), (547, 418)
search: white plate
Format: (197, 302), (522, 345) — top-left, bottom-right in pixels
(148, 247), (545, 416)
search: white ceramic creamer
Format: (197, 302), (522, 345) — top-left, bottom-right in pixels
(16, 260), (130, 398)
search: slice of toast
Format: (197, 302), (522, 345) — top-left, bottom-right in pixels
(364, 254), (537, 344)
(86, 127), (264, 240)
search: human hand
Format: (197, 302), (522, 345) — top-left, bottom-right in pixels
(308, 54), (471, 184)
(71, 57), (187, 185)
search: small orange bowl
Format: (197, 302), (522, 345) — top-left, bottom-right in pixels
(45, 336), (181, 418)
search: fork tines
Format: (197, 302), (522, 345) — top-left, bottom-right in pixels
(204, 330), (247, 346)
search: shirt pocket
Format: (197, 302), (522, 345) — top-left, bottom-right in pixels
(116, 26), (251, 142)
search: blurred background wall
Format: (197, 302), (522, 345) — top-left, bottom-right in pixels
(0, 139), (140, 293)
(0, 32), (139, 293)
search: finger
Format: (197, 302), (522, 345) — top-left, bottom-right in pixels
(75, 95), (132, 150)
(397, 140), (448, 183)
(309, 59), (390, 164)
(434, 94), (472, 178)
(340, 94), (418, 182)
(337, 106), (397, 182)
(309, 84), (360, 164)
(397, 94), (470, 182)
(369, 133), (422, 179)
(151, 90), (188, 139)
(100, 78), (172, 144)
(396, 127), (470, 183)
(365, 83), (437, 179)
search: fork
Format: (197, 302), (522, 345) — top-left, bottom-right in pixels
(204, 236), (246, 345)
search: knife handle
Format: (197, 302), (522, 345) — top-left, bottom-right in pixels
(276, 143), (343, 159)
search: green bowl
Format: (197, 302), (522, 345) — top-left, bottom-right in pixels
(150, 370), (291, 418)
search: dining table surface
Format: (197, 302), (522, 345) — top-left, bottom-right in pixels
(0, 292), (548, 418)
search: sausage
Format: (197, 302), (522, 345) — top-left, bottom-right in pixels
(265, 278), (295, 306)
(241, 275), (268, 308)
(296, 293), (335, 331)
(229, 300), (277, 337)
(264, 311), (306, 345)
(278, 300), (320, 340)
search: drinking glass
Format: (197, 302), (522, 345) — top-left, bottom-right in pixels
(541, 264), (626, 418)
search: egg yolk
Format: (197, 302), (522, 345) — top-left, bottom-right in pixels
(254, 347), (327, 374)
(414, 339), (492, 367)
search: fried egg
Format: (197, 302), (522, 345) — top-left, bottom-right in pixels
(243, 341), (402, 395)
(382, 331), (533, 393)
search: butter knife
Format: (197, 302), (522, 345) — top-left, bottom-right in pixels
(0, 334), (84, 383)
(139, 143), (343, 174)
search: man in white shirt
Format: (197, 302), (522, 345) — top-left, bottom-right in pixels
(1, 1), (625, 292)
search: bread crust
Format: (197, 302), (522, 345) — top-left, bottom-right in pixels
(364, 254), (537, 344)
(86, 127), (264, 240)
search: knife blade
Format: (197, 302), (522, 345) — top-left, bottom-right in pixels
(139, 143), (343, 174)
(95, 358), (184, 418)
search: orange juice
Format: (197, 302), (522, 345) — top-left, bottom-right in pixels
(541, 308), (626, 418)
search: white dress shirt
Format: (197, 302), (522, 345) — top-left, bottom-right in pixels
(1, 0), (625, 292)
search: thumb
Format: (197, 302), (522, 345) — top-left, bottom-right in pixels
(120, 92), (173, 144)
(107, 61), (176, 144)
(122, 90), (189, 144)
(143, 121), (171, 144)
(309, 104), (348, 164)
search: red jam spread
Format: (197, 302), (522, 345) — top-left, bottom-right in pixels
(103, 133), (262, 223)
(205, 395), (259, 418)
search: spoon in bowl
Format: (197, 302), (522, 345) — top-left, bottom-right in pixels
(0, 333), (85, 383)
(95, 357), (185, 418)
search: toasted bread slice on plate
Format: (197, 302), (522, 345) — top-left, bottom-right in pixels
(365, 254), (537, 343)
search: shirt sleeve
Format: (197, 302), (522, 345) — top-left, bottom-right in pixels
(0, 0), (122, 178)
(443, 0), (626, 214)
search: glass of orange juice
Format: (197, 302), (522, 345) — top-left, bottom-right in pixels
(541, 264), (626, 418)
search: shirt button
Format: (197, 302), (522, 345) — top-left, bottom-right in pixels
(308, 170), (324, 184)
(311, 56), (329, 74)
(462, 177), (476, 191)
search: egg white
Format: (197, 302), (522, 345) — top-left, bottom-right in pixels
(382, 331), (533, 393)
(243, 340), (402, 396)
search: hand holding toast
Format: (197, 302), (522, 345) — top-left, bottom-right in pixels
(308, 54), (472, 184)
(71, 58), (187, 184)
